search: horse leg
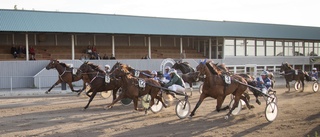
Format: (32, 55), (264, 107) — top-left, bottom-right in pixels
(189, 93), (208, 117)
(300, 80), (305, 92)
(134, 97), (144, 111)
(155, 93), (168, 108)
(241, 94), (254, 109)
(105, 91), (124, 109)
(112, 88), (119, 101)
(216, 96), (228, 112)
(83, 90), (98, 110)
(67, 82), (78, 92)
(286, 81), (290, 92)
(77, 82), (86, 96)
(46, 80), (61, 94)
(189, 82), (193, 97)
(225, 95), (241, 118)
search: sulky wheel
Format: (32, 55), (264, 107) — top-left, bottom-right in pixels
(228, 98), (242, 116)
(150, 98), (163, 113)
(141, 94), (151, 109)
(294, 81), (301, 91)
(100, 90), (112, 99)
(175, 99), (191, 119)
(312, 82), (319, 93)
(265, 102), (278, 122)
(120, 98), (132, 106)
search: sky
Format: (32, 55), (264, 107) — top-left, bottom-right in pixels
(1, 0), (320, 27)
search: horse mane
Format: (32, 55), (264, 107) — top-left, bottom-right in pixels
(285, 63), (294, 70)
(205, 62), (221, 75)
(88, 63), (105, 73)
(59, 62), (71, 68)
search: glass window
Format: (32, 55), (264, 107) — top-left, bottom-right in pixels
(305, 42), (313, 56)
(284, 41), (293, 56)
(294, 42), (304, 56)
(236, 66), (245, 74)
(224, 39), (235, 56)
(235, 39), (245, 56)
(266, 40), (274, 56)
(246, 40), (255, 56)
(257, 40), (265, 56)
(315, 42), (320, 56)
(276, 41), (283, 56)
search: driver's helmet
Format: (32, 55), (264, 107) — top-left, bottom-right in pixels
(165, 66), (171, 70)
(105, 64), (110, 69)
(313, 68), (317, 71)
(151, 70), (157, 75)
(169, 69), (177, 74)
(260, 70), (269, 76)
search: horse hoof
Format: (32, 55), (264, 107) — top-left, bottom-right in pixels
(224, 115), (229, 120)
(45, 91), (49, 94)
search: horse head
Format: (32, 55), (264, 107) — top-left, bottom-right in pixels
(76, 61), (92, 77)
(280, 62), (292, 72)
(111, 63), (131, 78)
(45, 59), (59, 70)
(196, 59), (207, 75)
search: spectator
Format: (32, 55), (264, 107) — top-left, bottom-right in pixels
(102, 54), (109, 59)
(17, 45), (26, 58)
(10, 45), (18, 58)
(142, 54), (150, 59)
(80, 54), (86, 60)
(29, 46), (35, 56)
(29, 55), (36, 60)
(86, 46), (92, 55)
(89, 54), (96, 60)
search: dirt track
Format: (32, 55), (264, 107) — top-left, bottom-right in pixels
(0, 86), (319, 137)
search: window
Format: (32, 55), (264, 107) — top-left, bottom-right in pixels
(246, 40), (255, 56)
(284, 41), (293, 56)
(257, 40), (265, 56)
(224, 39), (235, 56)
(235, 39), (245, 56)
(266, 40), (274, 56)
(294, 42), (304, 56)
(276, 41), (284, 56)
(305, 42), (314, 56)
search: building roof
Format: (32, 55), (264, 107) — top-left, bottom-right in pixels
(1, 9), (320, 40)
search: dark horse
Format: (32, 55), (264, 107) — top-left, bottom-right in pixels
(77, 63), (122, 101)
(190, 60), (252, 119)
(280, 62), (311, 92)
(76, 61), (121, 109)
(172, 61), (199, 95)
(45, 59), (84, 94)
(172, 61), (195, 74)
(106, 63), (167, 112)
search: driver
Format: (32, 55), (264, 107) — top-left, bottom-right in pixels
(163, 69), (186, 95)
(310, 68), (318, 80)
(104, 64), (110, 73)
(256, 70), (272, 94)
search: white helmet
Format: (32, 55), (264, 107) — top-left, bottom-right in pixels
(105, 65), (110, 68)
(151, 70), (157, 75)
(165, 66), (171, 70)
(313, 68), (317, 71)
(261, 71), (269, 76)
(169, 69), (177, 74)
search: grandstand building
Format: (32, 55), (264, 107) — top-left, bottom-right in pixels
(1, 9), (320, 89)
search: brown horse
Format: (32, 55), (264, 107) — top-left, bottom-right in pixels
(106, 63), (167, 112)
(280, 62), (311, 92)
(190, 60), (251, 119)
(45, 59), (84, 94)
(76, 63), (122, 101)
(76, 61), (122, 109)
(110, 61), (153, 78)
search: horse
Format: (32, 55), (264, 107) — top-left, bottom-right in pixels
(76, 61), (122, 109)
(76, 63), (122, 101)
(110, 61), (152, 78)
(280, 62), (311, 92)
(172, 61), (195, 74)
(213, 62), (265, 105)
(45, 59), (84, 94)
(106, 63), (167, 112)
(189, 60), (252, 119)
